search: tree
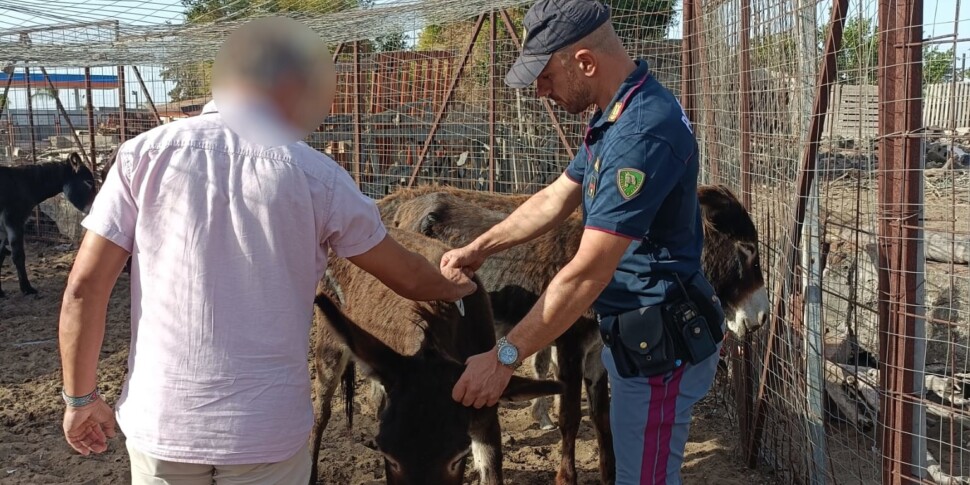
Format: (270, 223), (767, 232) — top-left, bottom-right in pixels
(824, 18), (962, 85)
(833, 18), (878, 84)
(924, 47), (960, 84)
(414, 0), (680, 71)
(31, 87), (59, 108)
(162, 0), (364, 101)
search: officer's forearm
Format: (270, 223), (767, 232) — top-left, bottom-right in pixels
(470, 178), (579, 256)
(503, 260), (609, 359)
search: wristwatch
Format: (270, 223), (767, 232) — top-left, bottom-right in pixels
(496, 337), (522, 370)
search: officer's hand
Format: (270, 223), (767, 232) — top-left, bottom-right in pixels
(440, 265), (478, 302)
(452, 348), (514, 408)
(440, 246), (486, 276)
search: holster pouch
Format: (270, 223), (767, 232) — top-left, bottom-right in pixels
(599, 305), (679, 379)
(598, 272), (727, 379)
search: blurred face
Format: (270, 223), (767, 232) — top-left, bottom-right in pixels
(211, 16), (336, 146)
(535, 52), (595, 115)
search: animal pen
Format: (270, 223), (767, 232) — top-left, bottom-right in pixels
(2, 0), (969, 482)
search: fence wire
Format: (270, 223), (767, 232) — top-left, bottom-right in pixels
(3, 0), (969, 483)
(693, 0), (970, 481)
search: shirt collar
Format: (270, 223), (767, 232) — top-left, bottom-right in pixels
(589, 59), (651, 130)
(201, 100), (218, 114)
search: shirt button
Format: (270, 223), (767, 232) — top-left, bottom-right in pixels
(639, 342), (647, 349)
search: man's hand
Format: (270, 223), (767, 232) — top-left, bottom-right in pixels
(62, 397), (116, 455)
(440, 245), (488, 275)
(451, 348), (514, 408)
(440, 265), (477, 302)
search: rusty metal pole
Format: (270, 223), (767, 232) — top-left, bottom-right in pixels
(84, 67), (97, 181)
(746, 0), (849, 467)
(407, 13), (487, 188)
(488, 10), (496, 193)
(681, 0), (697, 128)
(23, 66), (37, 164)
(693, 8), (719, 184)
(117, 67), (128, 143)
(876, 0), (924, 479)
(131, 66), (162, 124)
(352, 41), (362, 185)
(39, 67), (92, 167)
(499, 9), (575, 159)
(739, 0), (753, 209)
(0, 70), (14, 121)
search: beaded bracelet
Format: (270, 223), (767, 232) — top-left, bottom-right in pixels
(62, 387), (100, 408)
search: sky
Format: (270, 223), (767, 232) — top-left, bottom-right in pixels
(1, 0), (968, 111)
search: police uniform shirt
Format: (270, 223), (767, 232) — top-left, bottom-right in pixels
(564, 59), (703, 317)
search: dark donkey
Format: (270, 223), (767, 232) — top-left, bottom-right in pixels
(310, 226), (564, 484)
(381, 187), (613, 485)
(379, 183), (771, 485)
(0, 153), (96, 296)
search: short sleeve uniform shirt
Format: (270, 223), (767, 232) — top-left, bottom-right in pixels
(565, 60), (704, 316)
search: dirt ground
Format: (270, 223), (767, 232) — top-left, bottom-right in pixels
(0, 241), (781, 485)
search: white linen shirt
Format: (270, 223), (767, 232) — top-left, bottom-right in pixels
(82, 101), (387, 465)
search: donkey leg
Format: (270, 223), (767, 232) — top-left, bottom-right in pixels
(554, 338), (584, 485)
(309, 331), (350, 485)
(0, 240), (9, 298)
(583, 345), (615, 484)
(530, 346), (557, 430)
(6, 223), (36, 296)
(470, 407), (504, 485)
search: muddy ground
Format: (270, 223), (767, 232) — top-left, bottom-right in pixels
(0, 241), (781, 485)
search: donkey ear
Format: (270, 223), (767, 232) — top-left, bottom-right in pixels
(499, 375), (566, 402)
(68, 152), (82, 170)
(737, 241), (758, 267)
(314, 293), (404, 385)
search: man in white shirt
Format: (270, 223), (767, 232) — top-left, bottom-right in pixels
(57, 17), (476, 484)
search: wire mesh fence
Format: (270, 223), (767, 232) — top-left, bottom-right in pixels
(2, 0), (969, 482)
(690, 0), (970, 482)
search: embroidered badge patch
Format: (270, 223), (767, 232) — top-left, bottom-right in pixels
(607, 103), (623, 122)
(617, 168), (645, 199)
(593, 158), (600, 172)
(587, 176), (597, 198)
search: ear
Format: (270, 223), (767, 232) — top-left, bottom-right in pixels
(737, 241), (758, 267)
(314, 293), (404, 385)
(573, 48), (596, 77)
(68, 152), (82, 170)
(499, 375), (566, 402)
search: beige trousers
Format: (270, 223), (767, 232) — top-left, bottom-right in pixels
(127, 440), (312, 485)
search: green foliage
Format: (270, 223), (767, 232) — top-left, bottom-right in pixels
(162, 0), (365, 101)
(415, 0), (678, 55)
(832, 18), (878, 84)
(821, 17), (960, 85)
(924, 46), (959, 84)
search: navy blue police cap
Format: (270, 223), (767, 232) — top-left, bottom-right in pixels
(505, 0), (612, 89)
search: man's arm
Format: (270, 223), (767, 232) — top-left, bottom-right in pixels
(60, 232), (129, 396)
(348, 234), (476, 302)
(440, 173), (582, 272)
(451, 228), (632, 408)
(59, 231), (129, 454)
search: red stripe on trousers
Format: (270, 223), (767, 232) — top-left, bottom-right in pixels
(640, 366), (686, 484)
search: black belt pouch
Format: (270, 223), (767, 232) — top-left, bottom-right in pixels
(599, 305), (678, 379)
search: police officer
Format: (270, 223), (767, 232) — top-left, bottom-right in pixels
(442, 0), (725, 483)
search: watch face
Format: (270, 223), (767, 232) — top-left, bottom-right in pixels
(498, 344), (518, 364)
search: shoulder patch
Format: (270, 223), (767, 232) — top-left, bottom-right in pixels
(607, 103), (623, 122)
(617, 168), (646, 199)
